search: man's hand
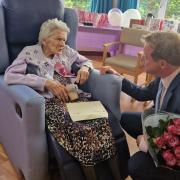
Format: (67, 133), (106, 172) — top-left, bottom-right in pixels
(136, 135), (148, 152)
(100, 66), (120, 75)
(45, 79), (69, 102)
(76, 66), (90, 85)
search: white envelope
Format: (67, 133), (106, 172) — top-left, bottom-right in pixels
(66, 101), (108, 122)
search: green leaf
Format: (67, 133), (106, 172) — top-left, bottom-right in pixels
(152, 127), (161, 137)
(154, 148), (160, 154)
(146, 126), (153, 137)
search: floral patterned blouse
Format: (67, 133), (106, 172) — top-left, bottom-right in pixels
(4, 44), (93, 97)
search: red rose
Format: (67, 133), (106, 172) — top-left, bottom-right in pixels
(174, 146), (180, 160)
(162, 150), (177, 167)
(155, 136), (166, 148)
(167, 135), (179, 147)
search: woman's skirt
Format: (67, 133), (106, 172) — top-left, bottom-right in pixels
(45, 73), (115, 166)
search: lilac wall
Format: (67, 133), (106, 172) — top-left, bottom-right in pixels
(77, 25), (143, 56)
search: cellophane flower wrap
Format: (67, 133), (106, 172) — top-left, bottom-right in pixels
(142, 109), (180, 171)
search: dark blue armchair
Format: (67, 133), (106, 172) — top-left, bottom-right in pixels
(0, 0), (78, 180)
(0, 0), (129, 180)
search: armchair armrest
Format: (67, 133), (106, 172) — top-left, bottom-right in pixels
(137, 51), (144, 67)
(0, 76), (48, 180)
(103, 41), (120, 65)
(80, 69), (123, 137)
(103, 41), (121, 48)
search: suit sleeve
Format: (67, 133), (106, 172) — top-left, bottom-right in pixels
(122, 78), (160, 102)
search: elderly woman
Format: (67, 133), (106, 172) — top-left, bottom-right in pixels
(4, 19), (116, 179)
(5, 18), (92, 101)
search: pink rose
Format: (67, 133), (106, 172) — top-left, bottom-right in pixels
(167, 124), (178, 135)
(174, 146), (180, 160)
(172, 118), (180, 135)
(177, 160), (180, 167)
(167, 135), (179, 147)
(163, 132), (171, 142)
(174, 128), (180, 135)
(155, 136), (166, 148)
(162, 150), (177, 167)
(173, 118), (180, 127)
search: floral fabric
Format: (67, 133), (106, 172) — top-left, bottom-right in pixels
(17, 44), (92, 80)
(45, 73), (115, 166)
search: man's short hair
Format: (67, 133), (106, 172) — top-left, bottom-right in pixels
(142, 31), (180, 66)
(38, 18), (70, 45)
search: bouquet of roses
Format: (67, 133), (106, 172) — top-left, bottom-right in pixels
(142, 109), (180, 171)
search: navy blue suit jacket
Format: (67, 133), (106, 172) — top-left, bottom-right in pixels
(122, 73), (180, 114)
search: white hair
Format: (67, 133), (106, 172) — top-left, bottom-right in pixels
(38, 18), (70, 45)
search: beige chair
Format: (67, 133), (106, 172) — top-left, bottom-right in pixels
(136, 51), (155, 106)
(103, 28), (149, 84)
(138, 51), (155, 86)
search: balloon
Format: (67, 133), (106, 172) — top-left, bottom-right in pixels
(108, 8), (122, 26)
(121, 9), (141, 28)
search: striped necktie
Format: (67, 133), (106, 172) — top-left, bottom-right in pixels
(155, 81), (164, 113)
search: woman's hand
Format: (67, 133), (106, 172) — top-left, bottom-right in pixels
(100, 66), (120, 75)
(45, 79), (69, 102)
(76, 66), (90, 85)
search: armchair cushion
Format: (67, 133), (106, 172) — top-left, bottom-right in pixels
(106, 54), (139, 70)
(80, 69), (123, 137)
(2, 0), (64, 63)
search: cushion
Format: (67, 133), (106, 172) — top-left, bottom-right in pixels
(106, 54), (139, 70)
(2, 0), (64, 62)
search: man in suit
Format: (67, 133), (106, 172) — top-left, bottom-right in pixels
(100, 31), (180, 180)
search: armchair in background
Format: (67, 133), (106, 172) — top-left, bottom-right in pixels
(0, 0), (129, 180)
(137, 51), (155, 86)
(103, 28), (149, 84)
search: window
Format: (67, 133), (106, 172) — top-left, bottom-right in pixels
(64, 0), (180, 20)
(138, 0), (180, 19)
(64, 0), (91, 10)
(166, 0), (180, 19)
(138, 0), (161, 18)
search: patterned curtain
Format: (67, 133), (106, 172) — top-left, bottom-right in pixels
(90, 0), (113, 13)
(118, 0), (138, 12)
